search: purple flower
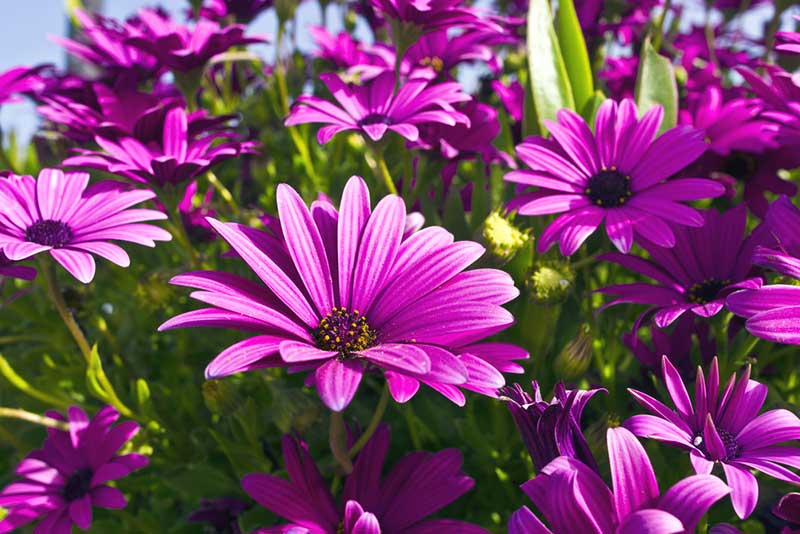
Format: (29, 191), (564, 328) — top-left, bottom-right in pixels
(505, 98), (724, 256)
(0, 66), (43, 105)
(0, 405), (148, 533)
(125, 9), (266, 72)
(598, 56), (638, 100)
(402, 29), (503, 78)
(728, 196), (800, 344)
(0, 250), (36, 282)
(509, 426), (730, 534)
(0, 169), (171, 283)
(777, 17), (800, 55)
(739, 66), (800, 147)
(178, 180), (217, 241)
(500, 381), (604, 472)
(370, 0), (497, 34)
(309, 27), (389, 77)
(51, 9), (161, 81)
(161, 175), (525, 411)
(196, 0), (273, 23)
(774, 492), (800, 533)
(241, 426), (489, 534)
(63, 106), (257, 187)
(597, 206), (763, 328)
(187, 497), (250, 534)
(285, 72), (470, 144)
(626, 356), (800, 519)
(491, 79), (523, 122)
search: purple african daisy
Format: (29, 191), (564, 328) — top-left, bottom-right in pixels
(0, 66), (43, 105)
(508, 426), (730, 534)
(126, 8), (266, 72)
(626, 355), (800, 519)
(774, 492), (800, 533)
(0, 169), (171, 283)
(0, 405), (148, 533)
(401, 29), (502, 78)
(777, 17), (800, 55)
(242, 426), (489, 534)
(597, 206), (764, 328)
(739, 66), (800, 147)
(728, 196), (800, 344)
(598, 56), (638, 100)
(63, 106), (257, 187)
(370, 0), (497, 34)
(187, 497), (250, 534)
(491, 79), (523, 123)
(284, 71), (470, 144)
(309, 27), (389, 79)
(160, 175), (525, 411)
(0, 251), (36, 282)
(196, 0), (273, 23)
(500, 381), (604, 473)
(505, 98), (724, 256)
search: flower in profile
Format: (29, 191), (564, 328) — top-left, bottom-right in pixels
(739, 65), (800, 147)
(505, 98), (723, 256)
(0, 251), (36, 282)
(0, 169), (171, 283)
(508, 426), (730, 534)
(402, 29), (503, 78)
(196, 0), (273, 24)
(623, 315), (715, 379)
(178, 180), (216, 241)
(774, 492), (800, 533)
(728, 196), (800, 344)
(499, 381), (604, 472)
(777, 17), (800, 55)
(626, 356), (800, 518)
(284, 71), (471, 144)
(0, 405), (148, 533)
(161, 175), (524, 411)
(242, 426), (489, 533)
(63, 106), (257, 187)
(0, 66), (43, 105)
(598, 206), (763, 328)
(598, 56), (638, 100)
(126, 8), (266, 72)
(491, 79), (523, 123)
(187, 497), (250, 534)
(370, 0), (498, 34)
(309, 26), (389, 79)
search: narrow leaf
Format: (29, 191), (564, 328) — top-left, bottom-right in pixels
(634, 39), (678, 134)
(557, 0), (594, 114)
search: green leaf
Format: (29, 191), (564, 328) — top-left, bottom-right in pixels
(634, 39), (678, 134)
(556, 0), (594, 114)
(86, 344), (135, 418)
(581, 90), (607, 128)
(526, 0), (575, 133)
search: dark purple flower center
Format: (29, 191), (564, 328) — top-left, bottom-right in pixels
(584, 167), (632, 207)
(63, 468), (93, 501)
(357, 114), (393, 127)
(687, 278), (730, 304)
(313, 307), (377, 356)
(722, 151), (757, 182)
(693, 428), (742, 461)
(25, 219), (73, 247)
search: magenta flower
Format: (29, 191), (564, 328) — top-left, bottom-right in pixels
(126, 9), (266, 72)
(242, 426), (489, 534)
(739, 66), (800, 147)
(509, 426), (730, 534)
(0, 405), (148, 533)
(728, 196), (800, 344)
(0, 169), (171, 283)
(626, 356), (800, 518)
(597, 206), (763, 328)
(623, 315), (715, 379)
(505, 98), (724, 256)
(309, 27), (389, 78)
(196, 0), (273, 23)
(500, 381), (604, 473)
(402, 29), (502, 77)
(777, 17), (800, 55)
(598, 56), (638, 100)
(187, 497), (250, 534)
(178, 180), (216, 241)
(161, 175), (524, 411)
(285, 71), (470, 144)
(63, 106), (257, 187)
(0, 251), (36, 282)
(774, 492), (800, 532)
(370, 0), (498, 34)
(0, 66), (43, 105)
(491, 79), (523, 122)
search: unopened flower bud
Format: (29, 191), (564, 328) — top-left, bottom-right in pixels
(481, 211), (530, 263)
(554, 324), (593, 379)
(526, 262), (574, 305)
(275, 0), (297, 23)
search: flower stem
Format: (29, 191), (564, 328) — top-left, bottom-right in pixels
(369, 146), (398, 195)
(0, 407), (69, 431)
(0, 354), (71, 409)
(329, 411), (354, 474)
(39, 258), (93, 365)
(159, 186), (199, 268)
(206, 170), (240, 217)
(651, 0), (672, 52)
(348, 384), (390, 459)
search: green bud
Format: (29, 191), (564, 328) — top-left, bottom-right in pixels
(481, 211), (530, 262)
(554, 324), (593, 379)
(526, 262), (575, 305)
(344, 10), (358, 33)
(202, 379), (240, 416)
(275, 0), (297, 23)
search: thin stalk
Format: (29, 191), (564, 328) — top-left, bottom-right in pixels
(369, 146), (398, 195)
(39, 258), (92, 364)
(348, 385), (390, 459)
(159, 186), (199, 268)
(651, 0), (672, 52)
(206, 170), (240, 217)
(0, 407), (69, 431)
(0, 354), (71, 409)
(329, 411), (354, 474)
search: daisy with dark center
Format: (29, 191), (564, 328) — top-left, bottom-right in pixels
(626, 356), (800, 519)
(0, 169), (171, 283)
(505, 98), (725, 256)
(160, 175), (525, 411)
(597, 206), (764, 328)
(0, 406), (148, 533)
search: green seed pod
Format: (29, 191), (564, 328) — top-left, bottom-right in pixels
(526, 262), (575, 305)
(481, 211), (530, 263)
(554, 324), (593, 379)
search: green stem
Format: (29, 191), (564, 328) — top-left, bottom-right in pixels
(39, 259), (93, 364)
(348, 385), (390, 459)
(0, 354), (71, 409)
(206, 170), (240, 217)
(0, 407), (69, 430)
(329, 411), (354, 474)
(159, 187), (199, 268)
(651, 0), (672, 52)
(370, 146), (398, 195)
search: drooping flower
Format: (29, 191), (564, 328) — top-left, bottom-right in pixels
(499, 381), (604, 472)
(0, 169), (171, 283)
(508, 426), (730, 534)
(370, 0), (498, 34)
(728, 196), (800, 344)
(0, 251), (36, 282)
(125, 8), (266, 73)
(160, 175), (525, 411)
(774, 492), (800, 534)
(187, 497), (250, 534)
(63, 106), (257, 188)
(0, 405), (148, 533)
(284, 71), (471, 144)
(505, 98), (724, 256)
(597, 206), (763, 328)
(626, 355), (800, 518)
(242, 426), (489, 533)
